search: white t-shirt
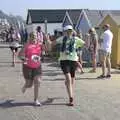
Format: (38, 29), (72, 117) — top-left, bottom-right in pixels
(100, 29), (113, 53)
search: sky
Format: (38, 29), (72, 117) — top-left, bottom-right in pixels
(0, 0), (120, 20)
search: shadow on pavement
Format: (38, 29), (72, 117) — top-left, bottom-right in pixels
(43, 72), (63, 77)
(43, 69), (61, 72)
(0, 99), (34, 108)
(42, 97), (66, 106)
(0, 97), (66, 108)
(43, 77), (101, 81)
(47, 62), (60, 68)
(76, 77), (98, 80)
(42, 78), (64, 81)
(111, 70), (120, 74)
(0, 64), (12, 67)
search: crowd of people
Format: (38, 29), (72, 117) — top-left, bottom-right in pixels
(1, 23), (113, 106)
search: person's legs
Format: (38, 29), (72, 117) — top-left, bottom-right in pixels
(33, 75), (41, 105)
(60, 60), (74, 106)
(11, 47), (18, 67)
(71, 77), (75, 96)
(90, 52), (97, 72)
(77, 50), (84, 73)
(10, 47), (15, 67)
(93, 54), (97, 72)
(13, 50), (15, 65)
(33, 66), (42, 106)
(106, 53), (111, 77)
(22, 65), (33, 93)
(78, 50), (83, 65)
(98, 50), (107, 78)
(22, 79), (33, 93)
(64, 73), (73, 99)
(68, 61), (77, 105)
(101, 55), (106, 76)
(77, 61), (84, 73)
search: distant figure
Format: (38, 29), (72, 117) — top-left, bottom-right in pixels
(88, 28), (98, 73)
(75, 30), (84, 74)
(36, 26), (46, 62)
(84, 33), (90, 50)
(98, 24), (113, 78)
(5, 29), (9, 42)
(20, 28), (28, 44)
(24, 29), (28, 43)
(8, 27), (21, 66)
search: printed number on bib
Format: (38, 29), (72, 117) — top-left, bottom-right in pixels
(31, 55), (40, 62)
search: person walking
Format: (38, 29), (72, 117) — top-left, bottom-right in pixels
(53, 25), (84, 106)
(98, 24), (113, 78)
(88, 28), (98, 72)
(18, 32), (42, 106)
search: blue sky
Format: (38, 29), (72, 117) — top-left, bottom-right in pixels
(0, 0), (120, 20)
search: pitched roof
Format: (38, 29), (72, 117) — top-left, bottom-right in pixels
(112, 15), (120, 25)
(26, 9), (82, 25)
(97, 10), (120, 26)
(67, 10), (82, 26)
(26, 9), (66, 24)
(109, 10), (120, 25)
(102, 14), (120, 26)
(84, 10), (109, 27)
(83, 10), (120, 27)
(62, 13), (73, 27)
(110, 10), (120, 16)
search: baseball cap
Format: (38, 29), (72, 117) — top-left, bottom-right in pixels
(63, 25), (73, 31)
(104, 24), (110, 28)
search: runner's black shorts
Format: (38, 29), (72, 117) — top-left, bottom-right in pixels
(60, 60), (77, 77)
(9, 46), (18, 52)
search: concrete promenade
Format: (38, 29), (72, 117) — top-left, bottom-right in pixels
(0, 45), (120, 120)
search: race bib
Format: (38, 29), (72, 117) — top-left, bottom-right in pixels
(31, 55), (41, 63)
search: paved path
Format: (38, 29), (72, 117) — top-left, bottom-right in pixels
(0, 46), (120, 120)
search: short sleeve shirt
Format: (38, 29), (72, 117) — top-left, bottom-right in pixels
(56, 36), (85, 61)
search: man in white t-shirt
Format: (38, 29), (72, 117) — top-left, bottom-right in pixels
(98, 24), (113, 78)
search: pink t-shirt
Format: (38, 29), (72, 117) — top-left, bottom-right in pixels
(24, 42), (42, 68)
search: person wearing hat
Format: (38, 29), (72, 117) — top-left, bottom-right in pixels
(98, 24), (113, 78)
(54, 25), (85, 106)
(88, 27), (98, 73)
